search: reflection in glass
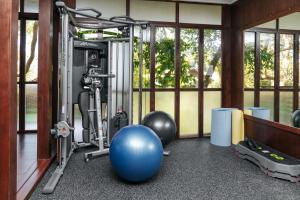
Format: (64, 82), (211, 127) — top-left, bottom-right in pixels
(204, 30), (222, 88)
(155, 27), (175, 88)
(25, 84), (37, 130)
(298, 92), (300, 110)
(24, 0), (39, 13)
(17, 86), (19, 131)
(133, 92), (150, 124)
(133, 28), (151, 88)
(180, 29), (198, 88)
(244, 91), (254, 108)
(299, 36), (300, 87)
(280, 34), (293, 88)
(260, 91), (274, 120)
(244, 32), (255, 88)
(279, 92), (293, 125)
(203, 91), (221, 135)
(180, 92), (198, 137)
(260, 33), (275, 88)
(25, 20), (39, 82)
(155, 92), (175, 119)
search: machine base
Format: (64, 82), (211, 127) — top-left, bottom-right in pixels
(235, 141), (300, 182)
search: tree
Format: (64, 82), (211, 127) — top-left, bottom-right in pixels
(25, 21), (38, 76)
(133, 28), (224, 89)
(244, 33), (294, 89)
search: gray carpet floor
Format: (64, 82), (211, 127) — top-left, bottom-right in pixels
(30, 138), (300, 200)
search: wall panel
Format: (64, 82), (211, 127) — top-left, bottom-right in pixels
(179, 3), (221, 25)
(130, 0), (175, 22)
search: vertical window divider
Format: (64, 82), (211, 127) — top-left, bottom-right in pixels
(254, 32), (260, 107)
(274, 19), (280, 122)
(198, 29), (204, 137)
(150, 25), (155, 112)
(293, 33), (299, 111)
(19, 18), (26, 134)
(175, 2), (180, 138)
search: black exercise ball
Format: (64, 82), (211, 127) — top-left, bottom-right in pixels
(142, 111), (176, 146)
(292, 110), (300, 128)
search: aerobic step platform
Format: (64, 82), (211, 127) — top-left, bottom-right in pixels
(236, 140), (300, 182)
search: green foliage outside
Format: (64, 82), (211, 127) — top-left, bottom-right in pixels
(134, 28), (222, 89)
(180, 29), (198, 88)
(244, 33), (294, 89)
(244, 43), (255, 88)
(204, 30), (222, 88)
(133, 38), (151, 88)
(244, 32), (295, 125)
(154, 27), (175, 88)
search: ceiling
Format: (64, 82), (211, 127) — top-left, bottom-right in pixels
(170, 0), (239, 4)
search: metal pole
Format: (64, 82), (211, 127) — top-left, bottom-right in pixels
(115, 42), (119, 113)
(95, 87), (104, 150)
(122, 41), (125, 110)
(138, 27), (143, 124)
(67, 36), (74, 151)
(128, 25), (134, 124)
(107, 41), (112, 143)
(61, 12), (69, 122)
(61, 12), (70, 165)
(68, 36), (73, 125)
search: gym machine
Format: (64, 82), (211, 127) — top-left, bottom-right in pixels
(43, 1), (148, 194)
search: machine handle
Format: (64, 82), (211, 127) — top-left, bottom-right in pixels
(76, 8), (102, 18)
(88, 74), (116, 78)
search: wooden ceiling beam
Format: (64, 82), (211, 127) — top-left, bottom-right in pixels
(231, 0), (300, 29)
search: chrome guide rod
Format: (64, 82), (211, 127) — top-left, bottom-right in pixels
(138, 27), (144, 124)
(128, 25), (134, 124)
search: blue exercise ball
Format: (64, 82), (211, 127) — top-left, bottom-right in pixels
(109, 125), (163, 182)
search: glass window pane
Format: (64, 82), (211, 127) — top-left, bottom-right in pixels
(133, 28), (151, 88)
(280, 34), (293, 88)
(203, 91), (221, 135)
(25, 20), (39, 82)
(25, 84), (37, 130)
(260, 91), (274, 121)
(255, 20), (276, 29)
(244, 91), (254, 108)
(279, 13), (300, 30)
(155, 92), (175, 119)
(155, 27), (175, 88)
(180, 29), (198, 88)
(279, 92), (293, 125)
(260, 33), (275, 89)
(24, 0), (39, 13)
(204, 30), (222, 88)
(244, 32), (255, 88)
(133, 92), (150, 124)
(180, 92), (198, 137)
